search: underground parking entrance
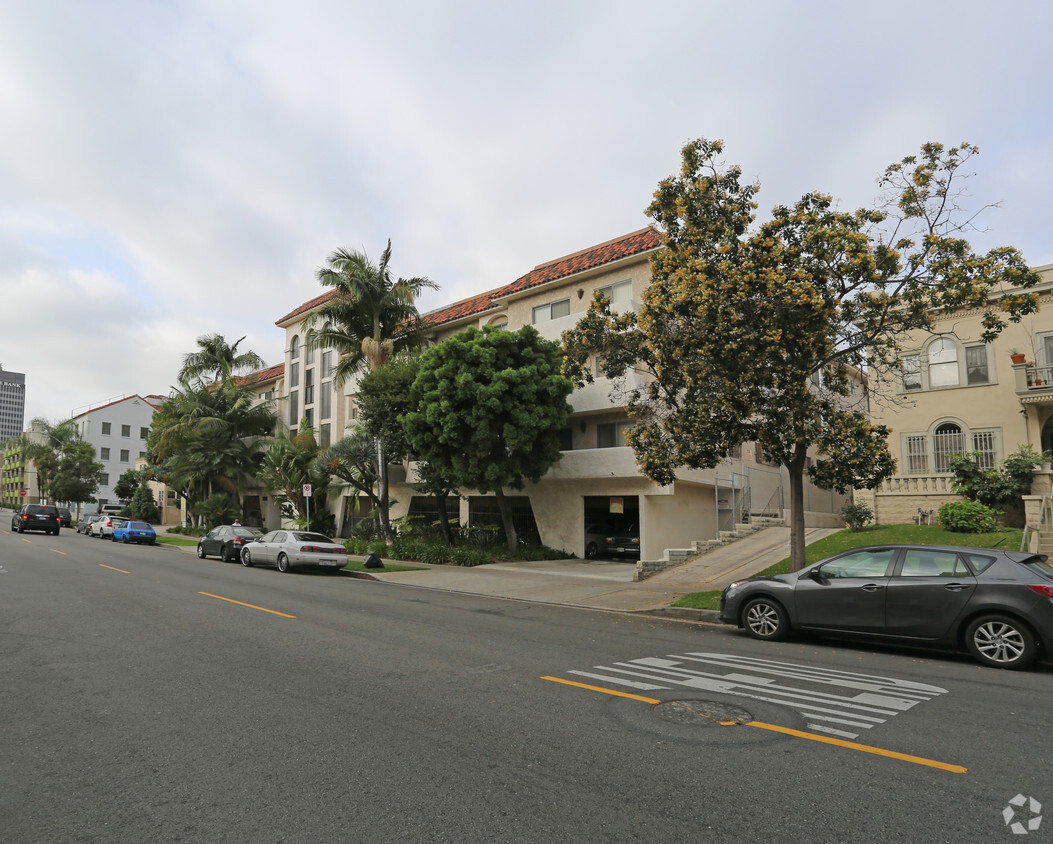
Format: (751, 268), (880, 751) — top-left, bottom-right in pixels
(583, 495), (640, 560)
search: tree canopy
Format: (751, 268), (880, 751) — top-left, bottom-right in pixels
(24, 418), (104, 507)
(563, 138), (1039, 570)
(402, 325), (573, 551)
(179, 333), (265, 383)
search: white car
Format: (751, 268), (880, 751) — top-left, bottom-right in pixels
(240, 530), (348, 573)
(90, 515), (125, 539)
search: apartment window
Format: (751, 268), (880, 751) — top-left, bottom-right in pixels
(532, 298), (570, 324)
(901, 356), (921, 391)
(305, 341), (315, 365)
(928, 339), (959, 388)
(101, 422), (112, 436)
(905, 436), (928, 473)
(260, 390), (273, 401)
(120, 449), (129, 463)
(304, 369), (315, 405)
(290, 335), (300, 360)
(121, 424), (130, 437)
(290, 362), (300, 388)
(597, 279), (632, 305)
(304, 408), (314, 429)
(139, 451), (146, 459)
(932, 422), (965, 472)
(597, 421), (633, 448)
(321, 351), (333, 378)
(100, 474), (109, 486)
(140, 427), (149, 439)
(965, 346), (989, 385)
(289, 391), (299, 426)
(972, 430), (997, 469)
(100, 448), (111, 461)
(320, 423), (331, 448)
(320, 381), (331, 420)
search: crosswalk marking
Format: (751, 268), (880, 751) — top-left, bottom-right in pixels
(564, 652), (948, 738)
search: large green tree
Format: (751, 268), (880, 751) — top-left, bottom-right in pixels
(179, 334), (266, 383)
(257, 420), (333, 534)
(563, 138), (1039, 571)
(147, 376), (275, 523)
(301, 239), (437, 540)
(24, 418), (104, 508)
(402, 325), (573, 552)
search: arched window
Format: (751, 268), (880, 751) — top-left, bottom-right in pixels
(290, 335), (300, 360)
(927, 338), (959, 387)
(932, 422), (964, 472)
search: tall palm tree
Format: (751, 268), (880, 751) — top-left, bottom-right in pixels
(179, 334), (265, 384)
(302, 239), (437, 539)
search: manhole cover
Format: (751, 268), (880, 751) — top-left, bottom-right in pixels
(653, 699), (753, 726)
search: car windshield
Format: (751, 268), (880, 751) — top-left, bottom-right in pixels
(290, 532), (335, 543)
(233, 527), (261, 538)
(128, 522), (151, 530)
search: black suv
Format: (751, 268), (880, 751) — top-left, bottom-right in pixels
(12, 504), (62, 535)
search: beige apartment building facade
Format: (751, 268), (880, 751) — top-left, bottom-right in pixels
(271, 228), (847, 560)
(857, 263), (1053, 525)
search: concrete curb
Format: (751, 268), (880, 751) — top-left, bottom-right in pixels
(639, 607), (722, 624)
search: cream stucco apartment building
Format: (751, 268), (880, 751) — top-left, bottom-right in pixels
(269, 228), (847, 560)
(856, 263), (1053, 526)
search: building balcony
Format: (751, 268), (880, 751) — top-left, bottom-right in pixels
(1014, 362), (1053, 404)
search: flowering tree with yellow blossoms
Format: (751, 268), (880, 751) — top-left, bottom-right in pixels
(562, 138), (1040, 571)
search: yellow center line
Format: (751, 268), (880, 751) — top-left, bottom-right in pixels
(51, 549), (67, 556)
(199, 592), (296, 618)
(541, 676), (967, 774)
(99, 564), (130, 574)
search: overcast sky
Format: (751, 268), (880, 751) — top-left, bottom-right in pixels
(2, 0), (1051, 423)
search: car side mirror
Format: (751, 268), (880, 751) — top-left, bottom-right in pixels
(807, 568), (825, 582)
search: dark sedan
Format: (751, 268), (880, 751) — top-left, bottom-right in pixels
(197, 525), (264, 562)
(719, 544), (1053, 670)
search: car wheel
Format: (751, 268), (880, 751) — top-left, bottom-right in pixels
(742, 597), (789, 641)
(277, 553), (290, 573)
(222, 545), (233, 563)
(111, 534), (117, 542)
(122, 536), (129, 544)
(197, 544), (206, 559)
(585, 542), (599, 559)
(241, 549), (253, 567)
(965, 614), (1038, 670)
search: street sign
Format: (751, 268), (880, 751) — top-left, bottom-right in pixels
(20, 489), (26, 497)
(303, 484), (312, 497)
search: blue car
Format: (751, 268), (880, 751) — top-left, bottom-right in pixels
(111, 520), (157, 545)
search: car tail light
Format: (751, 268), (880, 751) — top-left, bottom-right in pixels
(1028, 584), (1053, 599)
(232, 538), (243, 546)
(300, 545), (323, 552)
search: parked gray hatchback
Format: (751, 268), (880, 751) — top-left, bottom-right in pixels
(719, 545), (1053, 670)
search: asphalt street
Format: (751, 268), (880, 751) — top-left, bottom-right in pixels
(2, 527), (1050, 843)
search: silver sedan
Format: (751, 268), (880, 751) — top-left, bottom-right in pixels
(240, 530), (348, 573)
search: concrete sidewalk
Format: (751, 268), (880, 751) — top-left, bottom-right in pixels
(361, 525), (840, 613)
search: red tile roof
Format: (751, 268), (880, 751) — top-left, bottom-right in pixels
(237, 364), (284, 386)
(274, 227), (662, 331)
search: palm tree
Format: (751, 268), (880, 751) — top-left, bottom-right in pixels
(302, 239), (437, 539)
(24, 418), (84, 503)
(179, 334), (265, 383)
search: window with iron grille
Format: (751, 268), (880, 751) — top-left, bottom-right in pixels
(972, 430), (997, 469)
(933, 423), (965, 472)
(905, 436), (928, 473)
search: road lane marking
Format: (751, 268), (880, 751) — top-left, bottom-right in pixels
(541, 676), (966, 774)
(51, 549), (67, 556)
(99, 564), (130, 574)
(198, 592), (296, 618)
(564, 652), (947, 738)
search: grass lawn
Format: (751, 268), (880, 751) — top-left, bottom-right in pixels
(671, 524), (1025, 611)
(155, 536), (199, 547)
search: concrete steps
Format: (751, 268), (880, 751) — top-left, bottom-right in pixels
(634, 516), (787, 581)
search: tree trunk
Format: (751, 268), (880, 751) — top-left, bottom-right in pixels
(787, 453), (808, 572)
(376, 438), (393, 542)
(493, 487), (518, 554)
(435, 493), (455, 545)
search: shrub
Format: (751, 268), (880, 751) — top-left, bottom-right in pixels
(938, 499), (999, 533)
(841, 502), (874, 531)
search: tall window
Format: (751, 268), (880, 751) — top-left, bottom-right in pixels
(905, 435), (928, 473)
(321, 351), (333, 378)
(290, 362), (300, 388)
(289, 391), (299, 426)
(320, 423), (331, 448)
(304, 369), (315, 405)
(319, 381), (331, 419)
(305, 341), (314, 365)
(532, 298), (570, 324)
(290, 335), (300, 360)
(932, 422), (965, 472)
(972, 430), (996, 469)
(597, 420), (633, 448)
(965, 346), (989, 384)
(928, 339), (959, 387)
(901, 355), (921, 391)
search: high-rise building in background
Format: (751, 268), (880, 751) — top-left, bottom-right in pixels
(0, 366), (26, 440)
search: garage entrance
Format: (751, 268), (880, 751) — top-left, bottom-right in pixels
(583, 495), (640, 559)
